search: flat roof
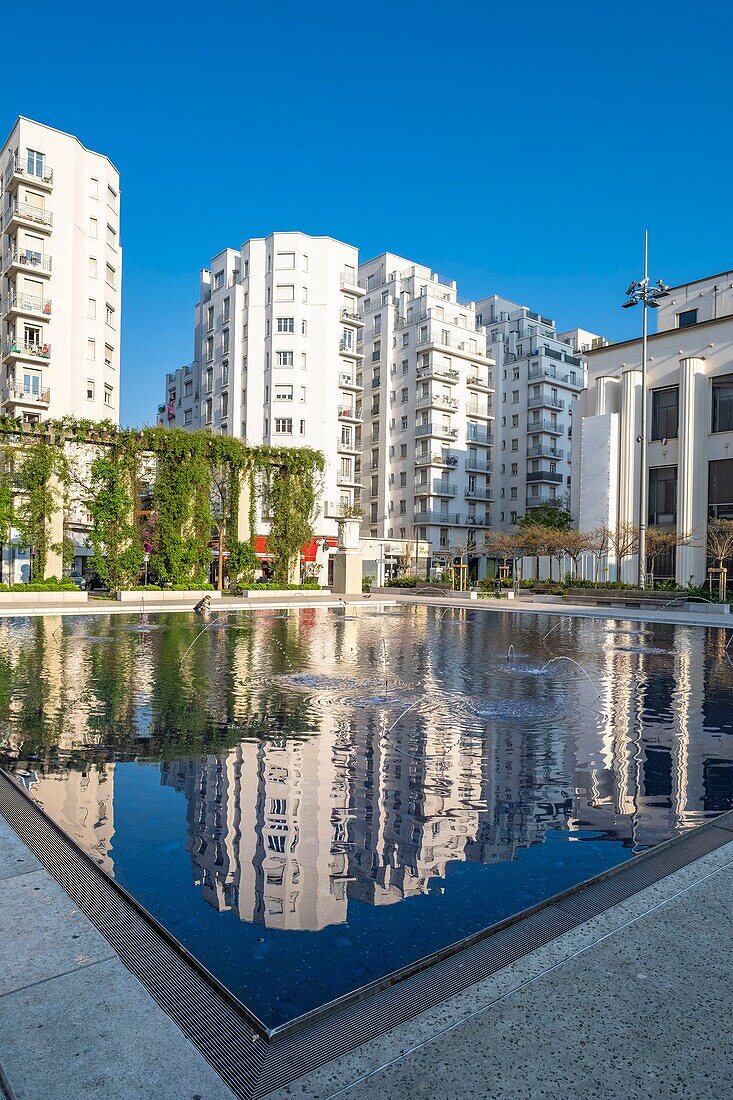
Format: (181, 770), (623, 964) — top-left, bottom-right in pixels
(587, 311), (733, 354)
(0, 115), (120, 174)
(666, 268), (733, 292)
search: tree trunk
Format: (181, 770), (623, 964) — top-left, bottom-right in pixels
(217, 523), (224, 591)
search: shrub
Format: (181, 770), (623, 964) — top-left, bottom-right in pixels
(362, 576), (373, 592)
(388, 575), (418, 588)
(0, 576), (78, 592)
(235, 582), (320, 592)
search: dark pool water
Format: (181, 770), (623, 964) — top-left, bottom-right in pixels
(2, 606), (732, 1027)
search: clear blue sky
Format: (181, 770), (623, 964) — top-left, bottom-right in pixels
(8, 0), (732, 427)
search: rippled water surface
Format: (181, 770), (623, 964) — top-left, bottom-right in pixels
(2, 606), (732, 1026)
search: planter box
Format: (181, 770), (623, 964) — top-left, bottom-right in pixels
(0, 591), (87, 605)
(116, 590), (223, 603)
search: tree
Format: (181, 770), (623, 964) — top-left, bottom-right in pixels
(585, 524), (611, 586)
(562, 529), (595, 581)
(707, 520), (733, 599)
(517, 497), (572, 532)
(483, 530), (519, 581)
(0, 453), (14, 587)
(608, 522), (638, 584)
(645, 527), (691, 586)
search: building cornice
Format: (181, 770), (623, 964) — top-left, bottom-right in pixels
(587, 313), (733, 355)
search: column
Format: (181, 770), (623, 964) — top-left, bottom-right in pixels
(676, 357), (706, 584)
(617, 370), (642, 582)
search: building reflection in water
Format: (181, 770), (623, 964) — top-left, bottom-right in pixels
(1, 609), (732, 933)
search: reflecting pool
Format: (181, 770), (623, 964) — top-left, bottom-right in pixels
(1, 606), (732, 1027)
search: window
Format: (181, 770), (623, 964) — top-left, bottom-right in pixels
(104, 344), (114, 368)
(89, 176), (98, 198)
(207, 306), (214, 331)
(277, 351), (294, 366)
(301, 319), (307, 336)
(276, 252), (295, 269)
(275, 384), (293, 401)
(184, 409), (192, 425)
(206, 368), (213, 392)
(87, 298), (96, 319)
(221, 362), (229, 386)
(678, 309), (698, 328)
(277, 317), (294, 333)
(107, 186), (117, 210)
(105, 304), (115, 327)
(86, 379), (95, 401)
(301, 352), (307, 369)
(712, 375), (733, 433)
(709, 459), (733, 519)
(651, 386), (679, 440)
(205, 398), (212, 423)
(302, 286), (308, 303)
(274, 418), (293, 433)
(184, 379), (193, 396)
(106, 263), (115, 288)
(223, 298), (230, 323)
(89, 217), (98, 238)
(206, 337), (213, 361)
(87, 338), (96, 359)
(221, 392), (229, 418)
(300, 419), (306, 434)
(222, 330), (229, 354)
(648, 466), (677, 526)
(106, 224), (117, 249)
(104, 384), (113, 407)
(88, 257), (97, 278)
(510, 510), (518, 524)
(214, 271), (225, 289)
(400, 443), (407, 458)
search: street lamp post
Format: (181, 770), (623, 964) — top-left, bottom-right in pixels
(622, 231), (669, 589)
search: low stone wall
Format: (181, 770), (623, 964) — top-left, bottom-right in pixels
(116, 590), (223, 603)
(237, 589), (330, 600)
(0, 591), (87, 605)
(371, 586), (478, 601)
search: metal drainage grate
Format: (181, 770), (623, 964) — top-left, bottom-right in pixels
(2, 766), (733, 1100)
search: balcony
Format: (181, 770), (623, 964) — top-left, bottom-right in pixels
(338, 371), (362, 391)
(3, 157), (54, 192)
(4, 249), (52, 278)
(415, 423), (459, 439)
(527, 419), (564, 436)
(465, 457), (492, 472)
(416, 364), (459, 383)
(337, 438), (362, 455)
(414, 452), (459, 468)
(340, 271), (364, 295)
(414, 510), (462, 525)
(341, 308), (364, 326)
(338, 404), (362, 422)
(416, 332), (486, 359)
(457, 513), (490, 527)
(2, 340), (51, 364)
(337, 470), (361, 487)
(527, 470), (564, 484)
(339, 339), (363, 359)
(527, 491), (560, 507)
(430, 479), (458, 495)
(7, 200), (53, 232)
(466, 401), (491, 418)
(466, 426), (492, 445)
(465, 488), (493, 502)
(2, 385), (50, 408)
(466, 374), (491, 390)
(527, 445), (563, 459)
(4, 293), (52, 320)
(416, 393), (459, 410)
(528, 393), (565, 411)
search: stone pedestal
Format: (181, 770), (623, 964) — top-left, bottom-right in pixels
(331, 551), (362, 594)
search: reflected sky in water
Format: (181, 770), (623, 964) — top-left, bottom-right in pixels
(1, 606), (732, 1026)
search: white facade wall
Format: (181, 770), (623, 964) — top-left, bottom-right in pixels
(358, 254), (493, 576)
(571, 296), (733, 585)
(0, 118), (121, 426)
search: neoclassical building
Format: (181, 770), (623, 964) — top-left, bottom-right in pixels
(571, 269), (733, 584)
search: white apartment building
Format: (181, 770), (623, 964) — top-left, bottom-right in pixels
(0, 117), (122, 425)
(358, 254), (493, 578)
(158, 233), (364, 558)
(571, 268), (733, 585)
(474, 295), (600, 530)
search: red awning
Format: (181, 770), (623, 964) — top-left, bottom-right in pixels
(252, 535), (337, 561)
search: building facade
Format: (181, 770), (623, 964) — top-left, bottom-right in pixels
(571, 269), (733, 585)
(358, 254), (493, 578)
(474, 295), (601, 530)
(0, 117), (122, 426)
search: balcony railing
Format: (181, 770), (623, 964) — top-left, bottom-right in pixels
(414, 452), (459, 467)
(4, 249), (52, 274)
(527, 445), (564, 459)
(527, 491), (560, 506)
(7, 200), (53, 227)
(339, 338), (361, 355)
(466, 401), (491, 417)
(528, 419), (564, 435)
(337, 438), (362, 453)
(527, 470), (564, 484)
(3, 385), (50, 405)
(416, 393), (458, 409)
(465, 458), (492, 472)
(465, 488), (493, 501)
(340, 271), (362, 291)
(528, 394), (565, 410)
(466, 375), (490, 389)
(416, 364), (459, 382)
(5, 293), (51, 315)
(415, 423), (459, 439)
(338, 371), (361, 388)
(2, 340), (51, 360)
(341, 308), (363, 324)
(414, 510), (462, 525)
(431, 479), (458, 495)
(338, 404), (361, 420)
(466, 426), (491, 444)
(4, 157), (53, 188)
